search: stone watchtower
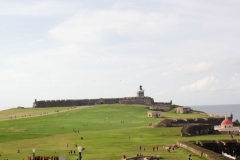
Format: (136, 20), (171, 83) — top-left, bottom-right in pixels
(136, 85), (144, 97)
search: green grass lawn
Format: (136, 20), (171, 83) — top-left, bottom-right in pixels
(0, 104), (236, 160)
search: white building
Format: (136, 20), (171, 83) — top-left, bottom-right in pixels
(214, 115), (239, 132)
(148, 111), (162, 118)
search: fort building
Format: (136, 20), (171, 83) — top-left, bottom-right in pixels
(147, 111), (162, 118)
(33, 85), (172, 109)
(214, 114), (239, 133)
(157, 114), (238, 137)
(175, 106), (191, 113)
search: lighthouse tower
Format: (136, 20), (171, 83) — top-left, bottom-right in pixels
(136, 85), (144, 97)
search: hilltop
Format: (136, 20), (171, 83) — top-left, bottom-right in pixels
(0, 104), (232, 160)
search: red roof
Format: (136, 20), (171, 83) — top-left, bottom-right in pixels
(221, 119), (233, 125)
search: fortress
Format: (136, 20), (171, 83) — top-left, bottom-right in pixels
(33, 85), (172, 108)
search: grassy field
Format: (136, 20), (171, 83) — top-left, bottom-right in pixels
(0, 104), (236, 160)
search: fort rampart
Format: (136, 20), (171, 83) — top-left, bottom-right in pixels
(33, 96), (160, 108)
(157, 117), (231, 127)
(177, 141), (232, 160)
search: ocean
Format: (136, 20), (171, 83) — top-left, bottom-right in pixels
(190, 104), (240, 121)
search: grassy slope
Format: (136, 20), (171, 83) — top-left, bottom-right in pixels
(0, 104), (234, 160)
(0, 107), (74, 121)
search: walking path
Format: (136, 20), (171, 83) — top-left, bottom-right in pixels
(0, 105), (96, 121)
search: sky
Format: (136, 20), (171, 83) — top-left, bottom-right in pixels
(0, 0), (240, 110)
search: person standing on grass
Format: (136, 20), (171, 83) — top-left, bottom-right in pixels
(140, 146), (142, 151)
(188, 154), (192, 160)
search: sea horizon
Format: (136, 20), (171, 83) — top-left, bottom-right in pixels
(189, 104), (240, 121)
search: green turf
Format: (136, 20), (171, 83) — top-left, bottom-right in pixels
(0, 104), (235, 160)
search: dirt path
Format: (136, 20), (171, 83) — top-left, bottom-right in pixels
(0, 105), (96, 122)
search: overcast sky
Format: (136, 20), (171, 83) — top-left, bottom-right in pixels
(0, 0), (240, 110)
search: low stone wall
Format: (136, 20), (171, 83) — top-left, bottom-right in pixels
(157, 117), (227, 128)
(149, 105), (172, 111)
(181, 124), (214, 137)
(177, 141), (232, 160)
(125, 155), (160, 160)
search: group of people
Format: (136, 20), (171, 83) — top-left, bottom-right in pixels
(152, 146), (158, 151)
(27, 156), (59, 160)
(68, 150), (76, 155)
(167, 146), (175, 153)
(73, 128), (80, 133)
(137, 146), (192, 160)
(138, 146), (162, 152)
(136, 153), (143, 157)
(139, 146), (145, 151)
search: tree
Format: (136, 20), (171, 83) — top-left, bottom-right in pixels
(233, 119), (240, 126)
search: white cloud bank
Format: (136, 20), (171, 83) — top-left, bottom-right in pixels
(49, 10), (182, 42)
(180, 76), (217, 92)
(180, 75), (240, 93)
(163, 62), (213, 76)
(1, 0), (240, 109)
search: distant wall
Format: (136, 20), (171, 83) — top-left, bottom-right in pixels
(156, 117), (232, 127)
(181, 124), (214, 137)
(175, 107), (191, 113)
(119, 97), (153, 105)
(149, 101), (173, 111)
(177, 141), (232, 160)
(33, 97), (154, 108)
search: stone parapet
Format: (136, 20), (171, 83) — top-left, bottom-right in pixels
(177, 141), (232, 160)
(157, 117), (229, 128)
(33, 97), (154, 108)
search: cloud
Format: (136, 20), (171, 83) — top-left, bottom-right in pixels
(229, 74), (240, 91)
(180, 75), (240, 93)
(191, 62), (213, 73)
(0, 1), (78, 17)
(180, 76), (217, 92)
(163, 62), (213, 76)
(0, 69), (27, 81)
(225, 58), (240, 67)
(1, 0), (240, 109)
(1, 43), (161, 89)
(165, 0), (240, 29)
(49, 9), (182, 43)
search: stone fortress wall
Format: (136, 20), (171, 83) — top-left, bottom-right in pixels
(157, 114), (234, 137)
(33, 96), (156, 108)
(33, 85), (172, 108)
(157, 116), (233, 128)
(148, 100), (173, 111)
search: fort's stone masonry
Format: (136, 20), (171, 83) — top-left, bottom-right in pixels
(33, 86), (172, 108)
(157, 115), (237, 137)
(177, 141), (234, 160)
(33, 96), (171, 108)
(157, 115), (233, 128)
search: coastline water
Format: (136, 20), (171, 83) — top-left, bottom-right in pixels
(190, 104), (240, 121)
